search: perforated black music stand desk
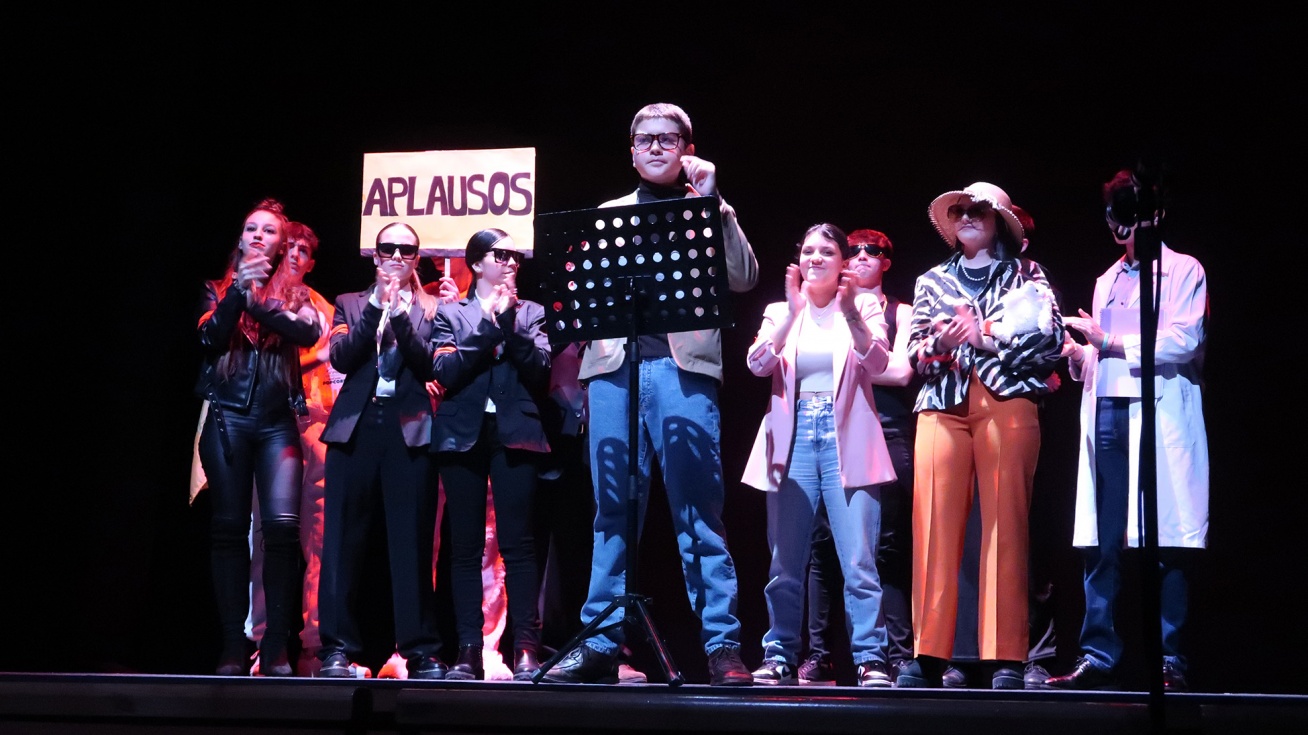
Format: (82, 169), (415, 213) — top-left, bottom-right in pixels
(530, 195), (733, 686)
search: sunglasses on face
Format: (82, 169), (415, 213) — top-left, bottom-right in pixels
(491, 249), (523, 264)
(377, 242), (420, 259)
(849, 244), (889, 258)
(946, 202), (993, 221)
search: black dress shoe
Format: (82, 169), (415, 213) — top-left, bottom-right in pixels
(541, 645), (618, 684)
(215, 640), (250, 676)
(318, 651), (353, 679)
(1161, 659), (1189, 692)
(1046, 656), (1115, 690)
(447, 644), (484, 681)
(258, 649), (293, 677)
(410, 655), (449, 680)
(513, 649), (540, 681)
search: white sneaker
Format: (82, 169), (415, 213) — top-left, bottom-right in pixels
(484, 654), (515, 682)
(617, 662), (648, 685)
(751, 658), (796, 685)
(377, 651), (408, 680)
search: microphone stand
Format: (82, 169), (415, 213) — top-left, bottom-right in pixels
(1131, 168), (1166, 728)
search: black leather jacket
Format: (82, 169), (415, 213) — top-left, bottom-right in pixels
(195, 281), (320, 415)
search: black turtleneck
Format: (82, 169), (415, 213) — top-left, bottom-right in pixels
(635, 177), (689, 203)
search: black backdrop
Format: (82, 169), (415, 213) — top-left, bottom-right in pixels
(17, 7), (1299, 694)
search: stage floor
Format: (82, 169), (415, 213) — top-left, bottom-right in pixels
(2, 672), (1304, 735)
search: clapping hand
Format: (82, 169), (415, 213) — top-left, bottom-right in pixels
(937, 305), (983, 350)
(375, 268), (403, 313)
(836, 269), (860, 320)
(1063, 309), (1104, 346)
(784, 263), (808, 316)
(237, 250), (272, 303)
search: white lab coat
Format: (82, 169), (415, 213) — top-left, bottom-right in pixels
(1069, 244), (1209, 549)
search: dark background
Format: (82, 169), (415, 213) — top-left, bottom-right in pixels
(15, 7), (1299, 694)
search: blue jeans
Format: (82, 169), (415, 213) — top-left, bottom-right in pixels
(1081, 398), (1191, 674)
(764, 396), (886, 665)
(581, 357), (742, 655)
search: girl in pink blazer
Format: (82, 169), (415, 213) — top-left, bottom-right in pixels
(741, 223), (896, 687)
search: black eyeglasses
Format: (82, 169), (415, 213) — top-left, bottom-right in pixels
(377, 242), (420, 259)
(630, 132), (684, 152)
(946, 202), (992, 221)
(491, 249), (522, 264)
(849, 244), (889, 258)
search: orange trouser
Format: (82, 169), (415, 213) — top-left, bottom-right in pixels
(912, 372), (1040, 662)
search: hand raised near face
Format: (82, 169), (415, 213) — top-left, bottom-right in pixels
(784, 263), (807, 316)
(679, 154), (717, 198)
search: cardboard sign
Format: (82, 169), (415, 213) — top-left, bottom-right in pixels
(360, 147), (536, 257)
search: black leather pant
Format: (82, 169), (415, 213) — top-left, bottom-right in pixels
(199, 398), (303, 660)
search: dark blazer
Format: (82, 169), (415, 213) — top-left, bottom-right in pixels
(427, 297), (552, 454)
(322, 290), (435, 448)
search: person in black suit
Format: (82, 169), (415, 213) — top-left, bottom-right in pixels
(428, 228), (552, 681)
(317, 222), (448, 679)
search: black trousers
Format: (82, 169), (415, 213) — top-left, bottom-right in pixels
(438, 413), (543, 652)
(320, 397), (442, 663)
(199, 399), (302, 657)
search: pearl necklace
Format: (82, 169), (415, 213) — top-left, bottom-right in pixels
(957, 262), (993, 286)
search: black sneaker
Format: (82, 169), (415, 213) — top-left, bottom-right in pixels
(707, 647), (753, 686)
(893, 657), (941, 688)
(752, 658), (796, 685)
(891, 659), (914, 685)
(541, 646), (618, 684)
(857, 660), (893, 688)
(797, 653), (836, 686)
(991, 664), (1024, 690)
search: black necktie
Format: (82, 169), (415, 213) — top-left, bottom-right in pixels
(378, 317), (401, 382)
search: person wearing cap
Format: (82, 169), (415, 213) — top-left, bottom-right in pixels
(1047, 169), (1209, 692)
(318, 222), (448, 679)
(427, 228), (551, 682)
(896, 183), (1064, 689)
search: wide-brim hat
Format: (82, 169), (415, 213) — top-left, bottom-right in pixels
(928, 182), (1024, 247)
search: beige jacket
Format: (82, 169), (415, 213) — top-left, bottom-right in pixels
(577, 190), (758, 384)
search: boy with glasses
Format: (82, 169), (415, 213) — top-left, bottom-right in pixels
(544, 102), (759, 686)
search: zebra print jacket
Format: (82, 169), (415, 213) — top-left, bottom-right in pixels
(907, 252), (1064, 412)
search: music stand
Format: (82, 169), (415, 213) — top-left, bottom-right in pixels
(530, 195), (733, 687)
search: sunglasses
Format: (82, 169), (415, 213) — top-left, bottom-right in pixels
(377, 242), (420, 259)
(849, 244), (889, 258)
(945, 202), (993, 221)
(491, 249), (523, 264)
